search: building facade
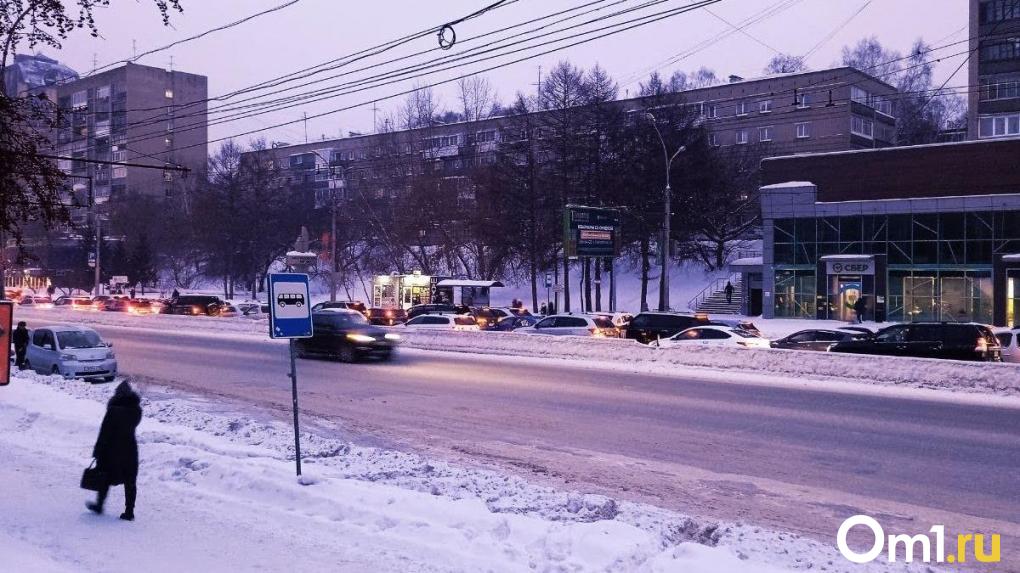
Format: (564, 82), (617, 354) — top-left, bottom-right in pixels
(253, 67), (898, 214)
(758, 138), (1020, 327)
(968, 0), (1020, 140)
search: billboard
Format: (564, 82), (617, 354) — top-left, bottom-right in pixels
(564, 205), (622, 258)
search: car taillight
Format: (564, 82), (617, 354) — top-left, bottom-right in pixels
(976, 337), (988, 353)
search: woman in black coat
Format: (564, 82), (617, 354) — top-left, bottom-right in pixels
(87, 381), (142, 521)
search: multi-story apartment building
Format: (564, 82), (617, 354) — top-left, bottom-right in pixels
(968, 0), (1020, 139)
(256, 66), (898, 212)
(2, 53), (79, 99)
(52, 62), (208, 204)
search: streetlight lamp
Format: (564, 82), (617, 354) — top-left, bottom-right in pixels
(645, 112), (685, 312)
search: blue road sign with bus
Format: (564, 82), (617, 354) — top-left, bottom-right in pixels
(268, 273), (313, 339)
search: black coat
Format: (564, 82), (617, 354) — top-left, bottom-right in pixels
(12, 327), (29, 349)
(93, 385), (142, 485)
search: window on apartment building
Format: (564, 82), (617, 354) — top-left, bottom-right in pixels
(980, 37), (1020, 62)
(795, 92), (810, 108)
(476, 130), (496, 143)
(736, 101), (749, 116)
(758, 126), (774, 142)
(850, 115), (874, 138)
(850, 86), (869, 105)
(979, 113), (1020, 137)
(707, 104), (719, 119)
(981, 75), (1020, 100)
(759, 99), (772, 114)
(709, 133), (720, 146)
(112, 166), (127, 179)
(795, 122), (811, 139)
(735, 129), (748, 144)
(980, 0), (1020, 23)
(96, 86), (110, 100)
(874, 98), (893, 117)
(71, 90), (87, 109)
(165, 89), (174, 99)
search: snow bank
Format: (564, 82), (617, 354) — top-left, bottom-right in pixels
(0, 372), (925, 573)
(395, 330), (1020, 396)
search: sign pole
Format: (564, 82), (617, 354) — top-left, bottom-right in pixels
(288, 338), (302, 476)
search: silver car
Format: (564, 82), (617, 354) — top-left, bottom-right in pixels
(26, 325), (118, 381)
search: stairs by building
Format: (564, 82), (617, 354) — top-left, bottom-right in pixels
(689, 275), (744, 315)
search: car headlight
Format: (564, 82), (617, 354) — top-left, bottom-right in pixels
(384, 333), (401, 341)
(106, 350), (115, 359)
(60, 354), (76, 361)
(346, 333), (375, 343)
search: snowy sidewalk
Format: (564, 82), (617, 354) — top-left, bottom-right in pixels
(2, 372), (910, 573)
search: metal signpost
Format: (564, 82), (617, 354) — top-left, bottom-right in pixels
(0, 302), (12, 386)
(267, 273), (314, 476)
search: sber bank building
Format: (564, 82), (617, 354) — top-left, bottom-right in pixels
(758, 138), (1020, 327)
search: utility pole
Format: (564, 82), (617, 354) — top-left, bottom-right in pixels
(329, 165), (345, 303)
(645, 113), (685, 312)
(89, 177), (101, 296)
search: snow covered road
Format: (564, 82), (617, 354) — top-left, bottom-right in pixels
(24, 320), (1018, 565)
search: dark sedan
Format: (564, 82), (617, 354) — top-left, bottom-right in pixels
(771, 329), (869, 352)
(366, 307), (407, 326)
(830, 322), (1002, 362)
(490, 315), (540, 331)
(296, 310), (400, 362)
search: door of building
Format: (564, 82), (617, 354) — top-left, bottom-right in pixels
(830, 275), (862, 321)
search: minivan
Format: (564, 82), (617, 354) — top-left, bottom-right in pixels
(26, 325), (118, 381)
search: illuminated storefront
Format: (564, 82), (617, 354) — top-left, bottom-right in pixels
(760, 139), (1020, 327)
(372, 272), (504, 310)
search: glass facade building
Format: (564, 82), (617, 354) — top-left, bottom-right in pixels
(759, 177), (1020, 327)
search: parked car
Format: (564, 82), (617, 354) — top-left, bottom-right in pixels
(18, 295), (54, 309)
(402, 314), (480, 331)
(473, 307), (516, 329)
(25, 325), (117, 381)
(218, 303), (240, 318)
(125, 299), (155, 315)
(295, 310), (398, 362)
(71, 297), (96, 311)
(52, 295), (75, 307)
(90, 295), (112, 310)
(366, 307), (407, 326)
(830, 322), (1002, 362)
(492, 315), (540, 331)
(406, 303), (468, 319)
(235, 301), (267, 319)
(516, 314), (619, 337)
(310, 300), (368, 314)
(164, 295), (225, 316)
(656, 326), (771, 349)
(706, 318), (762, 337)
(994, 328), (1019, 363)
(771, 329), (871, 352)
(99, 297), (133, 312)
(621, 312), (709, 344)
(591, 312), (635, 328)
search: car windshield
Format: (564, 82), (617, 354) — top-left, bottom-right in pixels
(56, 330), (103, 349)
(322, 313), (368, 327)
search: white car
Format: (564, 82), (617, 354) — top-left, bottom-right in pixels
(656, 325), (771, 349)
(515, 314), (619, 337)
(994, 328), (1019, 363)
(402, 314), (480, 331)
(25, 325), (118, 381)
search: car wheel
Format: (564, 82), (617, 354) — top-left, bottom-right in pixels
(51, 365), (60, 376)
(338, 345), (356, 363)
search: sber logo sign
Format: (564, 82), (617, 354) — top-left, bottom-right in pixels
(837, 515), (1001, 565)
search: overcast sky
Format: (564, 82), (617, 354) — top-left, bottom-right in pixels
(37, 0), (967, 146)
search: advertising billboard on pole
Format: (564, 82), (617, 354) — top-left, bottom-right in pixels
(563, 205), (622, 258)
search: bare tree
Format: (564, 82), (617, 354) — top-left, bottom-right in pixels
(764, 54), (807, 74)
(840, 36), (902, 80)
(457, 75), (498, 122)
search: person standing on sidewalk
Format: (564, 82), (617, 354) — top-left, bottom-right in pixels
(12, 321), (29, 370)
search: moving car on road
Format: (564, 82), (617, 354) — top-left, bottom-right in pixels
(366, 307), (407, 326)
(402, 314), (480, 331)
(164, 295), (225, 316)
(18, 296), (54, 309)
(515, 314), (619, 337)
(25, 325), (117, 381)
(655, 326), (771, 349)
(296, 309), (399, 362)
(771, 328), (870, 352)
(995, 328), (1020, 363)
(621, 312), (709, 344)
(830, 322), (1002, 362)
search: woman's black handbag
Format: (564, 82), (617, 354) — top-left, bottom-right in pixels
(80, 459), (107, 491)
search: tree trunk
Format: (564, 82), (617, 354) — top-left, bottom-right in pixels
(640, 236), (650, 312)
(562, 250), (571, 313)
(583, 258), (592, 312)
(594, 258), (602, 312)
(715, 240), (725, 269)
(529, 252), (538, 313)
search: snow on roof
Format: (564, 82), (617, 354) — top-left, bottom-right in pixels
(760, 181), (815, 190)
(764, 136), (1020, 163)
(436, 279), (505, 288)
(820, 254), (874, 260)
(729, 257), (763, 267)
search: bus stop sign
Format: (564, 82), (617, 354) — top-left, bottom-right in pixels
(268, 273), (313, 339)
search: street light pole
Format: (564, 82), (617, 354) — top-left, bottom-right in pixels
(645, 113), (685, 312)
(87, 177), (101, 296)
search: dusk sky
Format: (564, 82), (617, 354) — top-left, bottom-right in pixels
(37, 0), (968, 146)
